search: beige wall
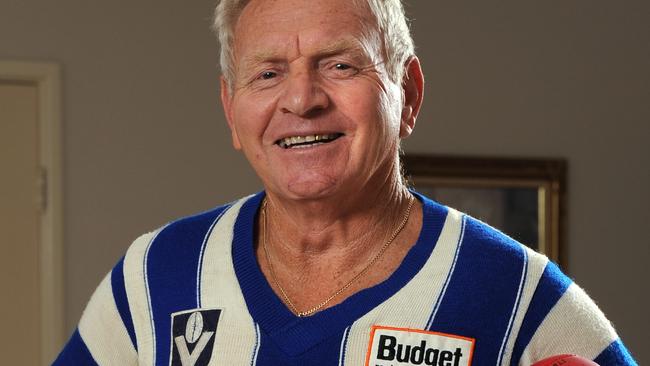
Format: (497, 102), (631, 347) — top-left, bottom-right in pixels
(1, 0), (647, 363)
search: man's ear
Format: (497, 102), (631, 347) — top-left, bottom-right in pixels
(399, 56), (424, 138)
(220, 76), (242, 150)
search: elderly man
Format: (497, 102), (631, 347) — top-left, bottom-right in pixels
(55, 0), (636, 365)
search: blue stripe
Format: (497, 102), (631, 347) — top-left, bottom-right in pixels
(427, 216), (528, 364)
(509, 261), (572, 366)
(594, 339), (638, 366)
(254, 330), (349, 365)
(52, 329), (99, 366)
(145, 205), (230, 366)
(111, 257), (137, 351)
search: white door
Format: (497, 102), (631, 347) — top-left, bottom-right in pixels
(0, 81), (42, 365)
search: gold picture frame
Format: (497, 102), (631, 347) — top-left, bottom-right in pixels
(403, 154), (567, 267)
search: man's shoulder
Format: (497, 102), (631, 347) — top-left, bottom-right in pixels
(121, 193), (259, 273)
(415, 191), (550, 273)
(461, 213), (527, 256)
(149, 192), (259, 243)
(159, 200), (235, 236)
(417, 192), (525, 251)
(171, 194), (254, 229)
(454, 210), (567, 288)
(420, 195), (532, 263)
(418, 194), (569, 292)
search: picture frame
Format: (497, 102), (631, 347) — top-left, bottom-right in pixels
(402, 154), (567, 267)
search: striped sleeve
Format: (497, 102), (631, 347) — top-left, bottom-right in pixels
(53, 256), (140, 365)
(594, 339), (637, 365)
(512, 261), (637, 365)
(52, 329), (98, 365)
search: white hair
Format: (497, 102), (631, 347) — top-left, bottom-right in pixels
(212, 0), (415, 91)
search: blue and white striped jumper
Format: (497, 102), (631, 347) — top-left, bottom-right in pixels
(54, 192), (637, 365)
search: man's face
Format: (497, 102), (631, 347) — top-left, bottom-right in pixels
(222, 0), (411, 201)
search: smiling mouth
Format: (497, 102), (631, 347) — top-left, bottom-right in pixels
(276, 133), (344, 149)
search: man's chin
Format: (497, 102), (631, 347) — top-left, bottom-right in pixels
(284, 182), (337, 201)
(273, 176), (346, 202)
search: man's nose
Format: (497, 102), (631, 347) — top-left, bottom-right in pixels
(278, 67), (329, 118)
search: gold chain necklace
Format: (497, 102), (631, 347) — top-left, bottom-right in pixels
(261, 195), (415, 317)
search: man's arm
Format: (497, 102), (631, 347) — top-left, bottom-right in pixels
(513, 261), (637, 366)
(53, 257), (138, 365)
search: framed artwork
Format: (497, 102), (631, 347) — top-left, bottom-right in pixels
(403, 155), (567, 266)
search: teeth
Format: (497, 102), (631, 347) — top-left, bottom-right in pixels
(278, 134), (341, 148)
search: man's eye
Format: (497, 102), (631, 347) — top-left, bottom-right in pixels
(260, 71), (277, 80)
(327, 62), (358, 77)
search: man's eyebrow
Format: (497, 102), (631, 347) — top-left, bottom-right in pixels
(238, 51), (278, 70)
(241, 39), (368, 67)
(315, 39), (367, 58)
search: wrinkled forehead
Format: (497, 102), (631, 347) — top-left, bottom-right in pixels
(232, 0), (381, 62)
(236, 0), (373, 28)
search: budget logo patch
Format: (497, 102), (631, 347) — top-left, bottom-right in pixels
(365, 326), (475, 366)
(169, 308), (222, 366)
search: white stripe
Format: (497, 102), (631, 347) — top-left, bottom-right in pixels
(250, 323), (261, 366)
(338, 327), (350, 366)
(198, 196), (259, 364)
(426, 214), (466, 329)
(342, 208), (465, 365)
(196, 207), (230, 307)
(519, 282), (619, 365)
(497, 247), (528, 365)
(143, 229), (161, 365)
(78, 273), (137, 365)
(498, 247), (549, 366)
(123, 229), (163, 366)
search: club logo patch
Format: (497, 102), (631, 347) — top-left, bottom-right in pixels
(365, 326), (475, 366)
(170, 308), (222, 366)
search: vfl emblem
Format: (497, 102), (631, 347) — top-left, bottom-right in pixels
(170, 308), (222, 366)
(365, 326), (475, 366)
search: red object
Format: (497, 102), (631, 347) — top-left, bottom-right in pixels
(531, 354), (599, 366)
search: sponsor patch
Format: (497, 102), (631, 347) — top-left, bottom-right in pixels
(169, 308), (222, 366)
(365, 326), (475, 366)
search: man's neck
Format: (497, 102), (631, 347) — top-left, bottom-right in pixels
(255, 166), (424, 314)
(261, 168), (411, 256)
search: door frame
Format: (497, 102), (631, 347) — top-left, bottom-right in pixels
(0, 61), (64, 364)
